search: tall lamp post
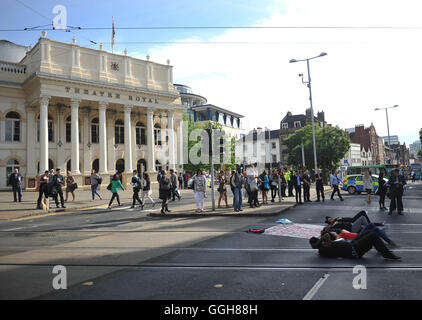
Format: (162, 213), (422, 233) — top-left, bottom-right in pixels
(374, 105), (399, 147)
(289, 52), (327, 175)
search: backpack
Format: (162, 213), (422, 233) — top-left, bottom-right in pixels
(97, 176), (103, 185)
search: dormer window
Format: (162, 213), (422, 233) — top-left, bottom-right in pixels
(281, 123), (288, 129)
(294, 121), (301, 128)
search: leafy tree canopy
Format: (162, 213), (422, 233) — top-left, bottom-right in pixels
(283, 125), (350, 171)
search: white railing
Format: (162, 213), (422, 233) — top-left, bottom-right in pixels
(0, 61), (27, 74)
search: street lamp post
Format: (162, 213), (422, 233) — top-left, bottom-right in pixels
(290, 52), (327, 175)
(374, 105), (399, 148)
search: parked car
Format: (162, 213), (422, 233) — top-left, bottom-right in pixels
(342, 174), (388, 195)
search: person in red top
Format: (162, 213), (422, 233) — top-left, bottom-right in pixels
(323, 222), (396, 247)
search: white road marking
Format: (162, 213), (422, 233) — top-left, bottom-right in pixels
(303, 273), (330, 300)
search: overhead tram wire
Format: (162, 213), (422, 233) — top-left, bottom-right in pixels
(3, 25), (422, 32)
(12, 0), (98, 46)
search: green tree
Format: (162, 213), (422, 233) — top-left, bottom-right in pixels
(183, 115), (236, 173)
(283, 125), (350, 171)
(418, 149), (422, 158)
(419, 128), (422, 144)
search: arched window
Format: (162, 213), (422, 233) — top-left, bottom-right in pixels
(136, 121), (146, 145)
(37, 114), (54, 142)
(115, 120), (124, 144)
(37, 159), (54, 174)
(154, 123), (161, 146)
(116, 159), (125, 173)
(65, 116), (71, 143)
(6, 159), (20, 185)
(92, 159), (99, 172)
(91, 118), (99, 144)
(5, 112), (21, 142)
(66, 159), (71, 173)
(137, 159), (147, 174)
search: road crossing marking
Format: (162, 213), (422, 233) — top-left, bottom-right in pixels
(303, 273), (330, 300)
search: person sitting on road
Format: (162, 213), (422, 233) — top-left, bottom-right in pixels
(322, 222), (397, 247)
(309, 230), (401, 261)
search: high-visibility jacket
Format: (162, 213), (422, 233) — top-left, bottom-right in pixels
(285, 171), (291, 181)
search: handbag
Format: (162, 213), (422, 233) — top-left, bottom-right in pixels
(250, 180), (258, 192)
(106, 183), (112, 191)
(72, 183), (78, 191)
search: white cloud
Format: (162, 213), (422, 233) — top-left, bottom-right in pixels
(145, 0), (422, 145)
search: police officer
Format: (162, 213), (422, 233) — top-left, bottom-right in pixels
(388, 169), (406, 215)
(315, 169), (325, 202)
(286, 168), (294, 197)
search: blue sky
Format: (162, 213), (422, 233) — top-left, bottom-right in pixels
(1, 0), (421, 147)
(1, 0), (282, 53)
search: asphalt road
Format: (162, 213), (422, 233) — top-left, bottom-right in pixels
(0, 182), (421, 300)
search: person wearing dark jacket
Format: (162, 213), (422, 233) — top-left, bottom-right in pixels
(388, 169), (406, 215)
(310, 230), (401, 260)
(170, 169), (181, 201)
(8, 168), (23, 202)
(378, 172), (388, 210)
(325, 210), (383, 225)
(326, 211), (378, 233)
(315, 169), (325, 202)
(158, 170), (172, 214)
(302, 169), (311, 202)
(131, 170), (144, 209)
(293, 171), (303, 204)
(52, 168), (66, 208)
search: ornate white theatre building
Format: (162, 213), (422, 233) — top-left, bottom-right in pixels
(0, 33), (186, 190)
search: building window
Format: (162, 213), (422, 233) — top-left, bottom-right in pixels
(65, 116), (71, 143)
(272, 142), (276, 149)
(136, 122), (146, 145)
(294, 121), (301, 128)
(37, 115), (54, 142)
(154, 123), (161, 146)
(114, 120), (124, 144)
(5, 112), (21, 142)
(272, 154), (277, 163)
(6, 159), (20, 185)
(90, 118), (99, 144)
(281, 122), (288, 129)
(155, 160), (162, 172)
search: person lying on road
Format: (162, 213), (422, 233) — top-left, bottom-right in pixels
(309, 230), (401, 261)
(325, 210), (384, 226)
(322, 223), (397, 247)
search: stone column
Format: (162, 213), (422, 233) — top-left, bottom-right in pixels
(146, 108), (155, 172)
(70, 99), (81, 174)
(39, 95), (50, 173)
(98, 102), (108, 174)
(82, 108), (91, 175)
(124, 104), (133, 172)
(26, 105), (36, 176)
(177, 117), (184, 169)
(168, 110), (176, 170)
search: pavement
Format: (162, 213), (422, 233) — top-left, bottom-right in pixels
(0, 180), (421, 300)
(0, 183), (326, 220)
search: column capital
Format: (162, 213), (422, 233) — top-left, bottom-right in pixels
(70, 98), (81, 107)
(124, 104), (133, 113)
(147, 107), (154, 116)
(39, 95), (50, 105)
(98, 101), (108, 110)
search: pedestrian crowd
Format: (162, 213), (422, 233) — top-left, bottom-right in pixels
(6, 165), (409, 216)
